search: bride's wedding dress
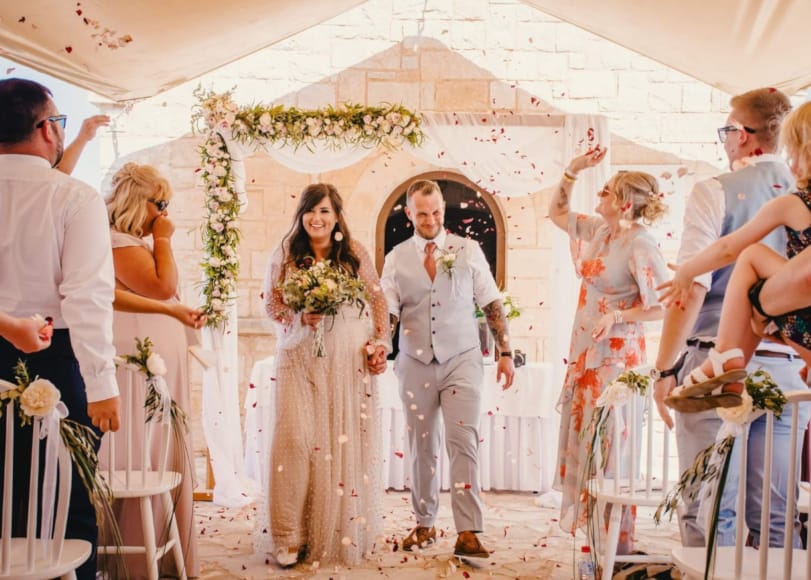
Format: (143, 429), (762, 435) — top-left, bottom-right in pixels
(254, 241), (389, 565)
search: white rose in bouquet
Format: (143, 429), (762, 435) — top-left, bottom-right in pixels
(20, 379), (61, 417)
(146, 353), (168, 377)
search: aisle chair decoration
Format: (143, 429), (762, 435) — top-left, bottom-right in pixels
(104, 336), (190, 577)
(0, 360), (119, 574)
(579, 369), (653, 575)
(654, 370), (786, 580)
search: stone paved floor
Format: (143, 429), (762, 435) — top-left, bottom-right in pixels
(194, 490), (681, 579)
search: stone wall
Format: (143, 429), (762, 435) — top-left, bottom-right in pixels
(89, 0), (781, 461)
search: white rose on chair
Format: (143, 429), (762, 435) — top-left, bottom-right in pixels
(146, 353), (168, 377)
(19, 379), (61, 417)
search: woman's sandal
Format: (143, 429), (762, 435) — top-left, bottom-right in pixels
(664, 391), (743, 413)
(674, 347), (747, 398)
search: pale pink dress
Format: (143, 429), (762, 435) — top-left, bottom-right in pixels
(99, 229), (199, 578)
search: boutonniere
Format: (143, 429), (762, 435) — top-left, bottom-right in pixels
(436, 248), (458, 276)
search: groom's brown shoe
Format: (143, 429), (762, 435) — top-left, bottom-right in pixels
(454, 531), (490, 559)
(402, 525), (436, 551)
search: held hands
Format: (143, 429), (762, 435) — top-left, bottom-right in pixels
(366, 344), (387, 375)
(653, 376), (676, 430)
(496, 355), (515, 390)
(566, 144), (609, 175)
(657, 263), (693, 309)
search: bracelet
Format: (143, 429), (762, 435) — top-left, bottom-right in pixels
(613, 310), (623, 324)
(499, 351), (513, 358)
(562, 170), (578, 183)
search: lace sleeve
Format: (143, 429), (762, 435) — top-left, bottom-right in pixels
(354, 240), (393, 354)
(261, 244), (309, 349)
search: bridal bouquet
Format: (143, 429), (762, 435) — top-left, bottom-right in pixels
(280, 258), (366, 357)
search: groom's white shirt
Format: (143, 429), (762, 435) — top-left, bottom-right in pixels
(380, 231), (500, 364)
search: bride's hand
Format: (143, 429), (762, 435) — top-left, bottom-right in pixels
(566, 145), (608, 174)
(301, 312), (324, 328)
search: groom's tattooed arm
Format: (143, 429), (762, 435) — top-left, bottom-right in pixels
(482, 300), (510, 352)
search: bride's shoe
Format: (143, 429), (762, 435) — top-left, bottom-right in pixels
(274, 546), (300, 568)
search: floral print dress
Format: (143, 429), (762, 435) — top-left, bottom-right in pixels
(554, 213), (668, 543)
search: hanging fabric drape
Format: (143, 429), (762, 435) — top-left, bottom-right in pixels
(412, 111), (565, 197)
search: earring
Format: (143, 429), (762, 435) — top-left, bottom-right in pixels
(334, 230), (344, 242)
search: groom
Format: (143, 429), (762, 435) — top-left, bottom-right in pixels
(380, 179), (515, 558)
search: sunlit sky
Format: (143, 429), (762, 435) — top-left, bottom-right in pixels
(1, 57), (104, 190)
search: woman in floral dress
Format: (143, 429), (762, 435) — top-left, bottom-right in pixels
(549, 146), (669, 553)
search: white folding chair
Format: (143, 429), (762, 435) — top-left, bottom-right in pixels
(0, 400), (91, 579)
(672, 390), (811, 579)
(593, 387), (674, 580)
(97, 369), (186, 580)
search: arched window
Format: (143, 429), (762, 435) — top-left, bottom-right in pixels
(374, 171), (506, 286)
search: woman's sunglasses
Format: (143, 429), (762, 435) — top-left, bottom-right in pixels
(149, 199), (169, 212)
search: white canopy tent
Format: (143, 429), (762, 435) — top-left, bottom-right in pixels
(0, 1), (809, 101)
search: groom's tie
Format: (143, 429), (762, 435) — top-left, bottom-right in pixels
(424, 241), (437, 281)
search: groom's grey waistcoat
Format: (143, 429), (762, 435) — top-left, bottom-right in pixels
(392, 234), (479, 364)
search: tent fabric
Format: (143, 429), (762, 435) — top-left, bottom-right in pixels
(521, 0), (811, 97)
(0, 0), (366, 102)
(1, 1), (810, 102)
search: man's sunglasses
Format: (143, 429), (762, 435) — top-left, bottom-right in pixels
(35, 115), (68, 129)
(149, 199), (169, 212)
(717, 124), (756, 143)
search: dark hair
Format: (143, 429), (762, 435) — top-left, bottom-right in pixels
(280, 183), (360, 279)
(0, 78), (53, 144)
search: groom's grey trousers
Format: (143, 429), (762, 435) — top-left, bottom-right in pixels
(395, 346), (484, 532)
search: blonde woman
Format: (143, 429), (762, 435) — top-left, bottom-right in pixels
(549, 147), (669, 554)
(100, 162), (198, 578)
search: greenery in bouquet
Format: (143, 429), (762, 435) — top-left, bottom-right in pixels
(653, 369), (786, 580)
(280, 258), (367, 316)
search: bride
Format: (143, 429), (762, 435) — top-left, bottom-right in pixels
(257, 183), (390, 567)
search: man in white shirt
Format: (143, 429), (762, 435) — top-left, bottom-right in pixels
(0, 78), (120, 580)
(380, 179), (514, 558)
(653, 87), (808, 548)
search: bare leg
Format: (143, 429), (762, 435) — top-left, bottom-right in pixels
(696, 244), (788, 394)
(758, 243), (811, 316)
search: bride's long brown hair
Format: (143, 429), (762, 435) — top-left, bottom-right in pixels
(279, 183), (360, 280)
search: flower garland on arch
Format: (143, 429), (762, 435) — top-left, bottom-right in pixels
(191, 87), (425, 327)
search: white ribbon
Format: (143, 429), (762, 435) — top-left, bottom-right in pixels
(38, 401), (68, 555)
(148, 376), (173, 425)
(0, 380), (17, 394)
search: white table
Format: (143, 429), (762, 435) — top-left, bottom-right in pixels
(244, 357), (559, 493)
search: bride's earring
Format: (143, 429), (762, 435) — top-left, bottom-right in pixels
(334, 230), (344, 242)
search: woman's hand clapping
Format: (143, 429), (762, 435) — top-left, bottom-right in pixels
(591, 312), (615, 342)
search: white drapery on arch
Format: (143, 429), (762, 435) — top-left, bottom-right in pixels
(201, 111), (609, 505)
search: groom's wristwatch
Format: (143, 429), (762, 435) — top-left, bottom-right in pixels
(649, 366), (678, 381)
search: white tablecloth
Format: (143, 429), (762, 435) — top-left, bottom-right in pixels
(244, 357), (560, 493)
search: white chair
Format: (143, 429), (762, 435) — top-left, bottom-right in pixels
(672, 390), (811, 579)
(97, 369), (186, 580)
(0, 400), (91, 579)
(593, 388), (674, 580)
